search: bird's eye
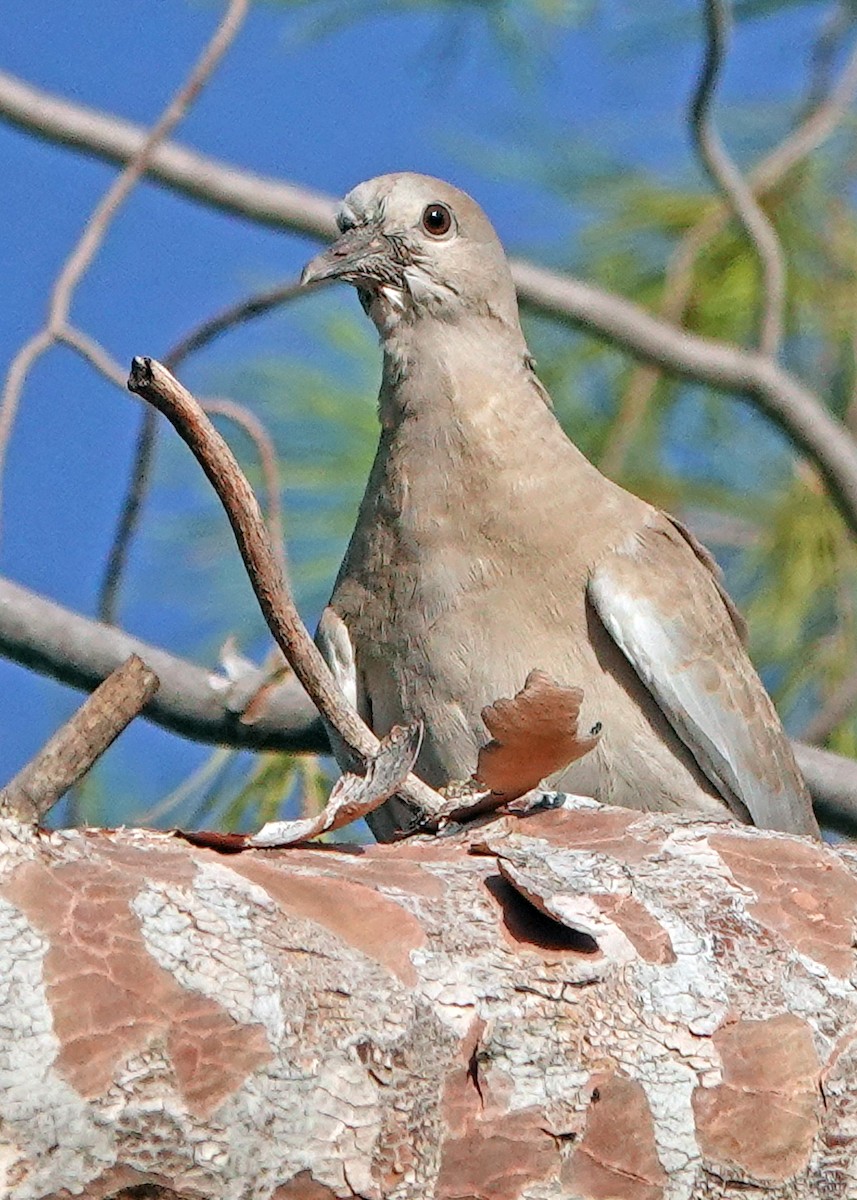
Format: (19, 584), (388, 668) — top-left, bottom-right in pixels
(422, 203), (453, 236)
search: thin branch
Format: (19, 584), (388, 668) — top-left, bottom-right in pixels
(691, 0), (787, 357)
(165, 279), (308, 367)
(38, 317), (292, 627)
(0, 653), (158, 823)
(202, 397), (288, 583)
(98, 281), (307, 625)
(42, 309), (292, 626)
(601, 31), (857, 477)
(0, 0), (249, 528)
(4, 75), (857, 539)
(97, 407), (158, 625)
(126, 356), (444, 818)
(57, 325), (128, 389)
(0, 68), (338, 239)
(0, 575), (327, 752)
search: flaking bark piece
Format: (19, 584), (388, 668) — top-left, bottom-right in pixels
(475, 670), (600, 803)
(249, 722), (424, 847)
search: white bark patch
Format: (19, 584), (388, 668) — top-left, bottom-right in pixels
(132, 861), (284, 1046)
(0, 894), (114, 1200)
(631, 1056), (701, 1200)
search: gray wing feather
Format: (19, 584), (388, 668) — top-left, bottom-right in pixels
(588, 518), (818, 838)
(315, 605), (421, 842)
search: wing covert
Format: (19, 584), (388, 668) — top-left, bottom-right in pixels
(587, 517), (818, 838)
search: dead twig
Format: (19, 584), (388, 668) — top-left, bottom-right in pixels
(98, 281), (306, 625)
(201, 398), (288, 587)
(0, 0), (250, 530)
(600, 25), (857, 477)
(98, 392), (288, 624)
(126, 355), (444, 817)
(691, 0), (787, 358)
(0, 653), (159, 823)
(165, 278), (308, 368)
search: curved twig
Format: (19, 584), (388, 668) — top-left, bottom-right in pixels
(126, 356), (444, 817)
(98, 280), (306, 624)
(691, 0), (787, 358)
(202, 397), (287, 583)
(97, 407), (159, 625)
(0, 0), (249, 532)
(600, 31), (857, 478)
(165, 279), (308, 367)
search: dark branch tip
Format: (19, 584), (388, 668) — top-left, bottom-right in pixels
(127, 356), (154, 394)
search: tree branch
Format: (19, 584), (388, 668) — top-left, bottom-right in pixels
(691, 0), (787, 357)
(0, 574), (327, 752)
(202, 397), (288, 584)
(0, 68), (338, 237)
(4, 71), (857, 534)
(97, 282), (307, 625)
(126, 356), (444, 817)
(0, 0), (249, 529)
(0, 573), (853, 829)
(165, 278), (309, 366)
(0, 653), (158, 822)
(601, 32), (857, 476)
(4, 805), (856, 1198)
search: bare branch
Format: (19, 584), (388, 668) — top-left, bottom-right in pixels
(691, 0), (787, 357)
(97, 408), (158, 625)
(4, 71), (857, 535)
(57, 325), (128, 389)
(99, 282), (307, 625)
(601, 35), (857, 477)
(126, 356), (444, 817)
(202, 397), (288, 584)
(0, 575), (326, 752)
(0, 0), (249, 526)
(0, 68), (338, 239)
(0, 653), (158, 823)
(165, 279), (309, 367)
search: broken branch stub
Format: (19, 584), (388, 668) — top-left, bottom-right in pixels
(0, 652), (158, 823)
(249, 722), (424, 846)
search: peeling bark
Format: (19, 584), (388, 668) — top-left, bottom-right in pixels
(1, 798), (856, 1199)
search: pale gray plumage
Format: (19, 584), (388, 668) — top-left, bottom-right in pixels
(302, 172), (819, 842)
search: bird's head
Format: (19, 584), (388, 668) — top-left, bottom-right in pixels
(301, 173), (521, 337)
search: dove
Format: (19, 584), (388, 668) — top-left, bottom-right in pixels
(301, 172), (819, 842)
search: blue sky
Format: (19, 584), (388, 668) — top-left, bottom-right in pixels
(0, 0), (824, 822)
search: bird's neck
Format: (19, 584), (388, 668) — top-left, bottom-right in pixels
(377, 314), (538, 433)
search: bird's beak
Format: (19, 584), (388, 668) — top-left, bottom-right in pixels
(300, 226), (394, 288)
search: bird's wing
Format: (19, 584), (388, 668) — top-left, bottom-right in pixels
(315, 605), (365, 775)
(587, 514), (818, 837)
(315, 605), (419, 842)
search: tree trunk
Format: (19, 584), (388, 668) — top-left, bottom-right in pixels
(1, 799), (855, 1199)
